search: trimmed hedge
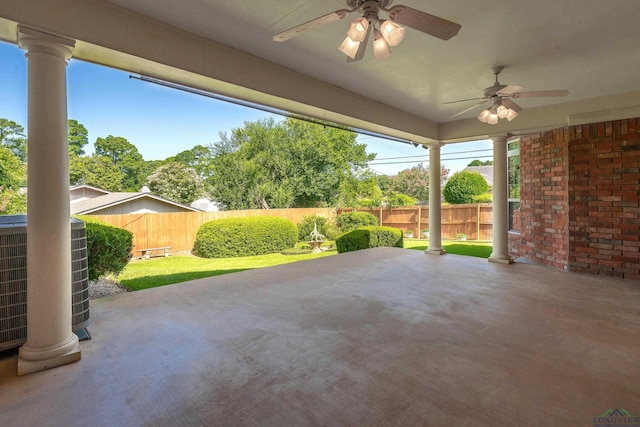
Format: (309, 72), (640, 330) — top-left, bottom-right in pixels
(194, 216), (297, 258)
(336, 211), (378, 233)
(336, 226), (403, 254)
(79, 216), (133, 281)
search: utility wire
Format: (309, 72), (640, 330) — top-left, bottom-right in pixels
(131, 75), (418, 147)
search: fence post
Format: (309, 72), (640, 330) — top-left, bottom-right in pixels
(477, 204), (481, 240)
(417, 206), (421, 237)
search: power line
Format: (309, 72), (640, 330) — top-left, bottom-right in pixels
(131, 74), (418, 147)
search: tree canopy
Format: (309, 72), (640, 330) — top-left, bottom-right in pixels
(68, 119), (89, 157)
(208, 118), (374, 209)
(145, 162), (205, 205)
(94, 135), (146, 191)
(0, 118), (27, 162)
(467, 159), (493, 166)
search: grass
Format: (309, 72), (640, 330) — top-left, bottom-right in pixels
(403, 238), (493, 258)
(115, 239), (492, 291)
(118, 250), (336, 291)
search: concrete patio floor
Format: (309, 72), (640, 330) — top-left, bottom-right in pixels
(0, 247), (639, 426)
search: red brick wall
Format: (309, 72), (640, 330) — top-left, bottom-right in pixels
(509, 129), (569, 269)
(567, 119), (640, 279)
(509, 118), (640, 280)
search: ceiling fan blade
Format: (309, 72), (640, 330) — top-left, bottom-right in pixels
(387, 5), (461, 40)
(452, 100), (488, 117)
(346, 26), (371, 63)
(502, 98), (522, 112)
(443, 97), (486, 104)
(497, 85), (524, 95)
(273, 9), (352, 42)
(511, 90), (569, 98)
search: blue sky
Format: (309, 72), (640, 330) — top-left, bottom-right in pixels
(0, 41), (491, 175)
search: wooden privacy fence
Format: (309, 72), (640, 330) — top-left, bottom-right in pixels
(338, 204), (493, 240)
(91, 208), (337, 254)
(91, 204), (493, 255)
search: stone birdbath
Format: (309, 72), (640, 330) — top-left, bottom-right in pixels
(307, 221), (326, 254)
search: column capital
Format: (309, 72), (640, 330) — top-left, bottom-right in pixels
(489, 134), (508, 144)
(18, 26), (75, 60)
(425, 142), (444, 149)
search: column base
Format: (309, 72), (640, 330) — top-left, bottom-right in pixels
(425, 248), (446, 255)
(18, 334), (81, 376)
(488, 255), (513, 264)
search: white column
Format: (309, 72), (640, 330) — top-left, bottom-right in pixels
(17, 27), (80, 375)
(425, 143), (445, 255)
(489, 135), (513, 264)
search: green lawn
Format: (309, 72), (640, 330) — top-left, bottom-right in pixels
(116, 239), (492, 291)
(403, 238), (493, 258)
(118, 250), (336, 291)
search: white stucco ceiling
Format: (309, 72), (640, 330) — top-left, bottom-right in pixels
(101, 0), (640, 124)
(1, 0), (640, 143)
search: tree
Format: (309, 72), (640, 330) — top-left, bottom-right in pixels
(0, 118), (27, 162)
(68, 119), (89, 157)
(0, 146), (27, 214)
(387, 164), (450, 202)
(94, 135), (145, 191)
(467, 159), (493, 166)
(70, 155), (125, 191)
(443, 170), (489, 204)
(208, 118), (374, 210)
(145, 162), (205, 204)
(166, 145), (214, 177)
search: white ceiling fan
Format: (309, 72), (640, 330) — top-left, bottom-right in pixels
(273, 0), (461, 62)
(447, 66), (569, 124)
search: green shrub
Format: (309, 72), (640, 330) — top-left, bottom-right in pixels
(336, 211), (378, 233)
(297, 214), (338, 241)
(194, 216), (297, 258)
(472, 192), (493, 203)
(79, 216), (133, 281)
(443, 170), (490, 204)
(336, 226), (403, 253)
(385, 191), (417, 208)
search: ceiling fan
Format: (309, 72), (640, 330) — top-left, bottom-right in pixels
(272, 0), (461, 62)
(446, 66), (569, 124)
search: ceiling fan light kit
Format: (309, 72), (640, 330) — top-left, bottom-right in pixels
(273, 2), (568, 124)
(447, 66), (568, 124)
(273, 0), (461, 62)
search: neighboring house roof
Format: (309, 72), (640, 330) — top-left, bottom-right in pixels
(464, 165), (494, 187)
(69, 184), (111, 202)
(70, 192), (201, 215)
(190, 198), (220, 212)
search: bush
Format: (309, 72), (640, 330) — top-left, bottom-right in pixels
(443, 170), (490, 204)
(385, 191), (417, 208)
(297, 214), (338, 241)
(79, 217), (133, 281)
(194, 216), (297, 258)
(336, 211), (378, 233)
(472, 192), (493, 203)
(336, 226), (403, 253)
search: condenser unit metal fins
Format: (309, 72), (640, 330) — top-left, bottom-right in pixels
(0, 216), (90, 351)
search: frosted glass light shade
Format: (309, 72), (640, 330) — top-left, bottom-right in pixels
(506, 108), (519, 121)
(339, 36), (360, 59)
(347, 17), (369, 42)
(496, 104), (509, 119)
(487, 113), (499, 124)
(380, 20), (405, 46)
(373, 30), (391, 59)
(477, 109), (491, 123)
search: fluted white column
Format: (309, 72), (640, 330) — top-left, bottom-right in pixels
(17, 27), (80, 375)
(489, 135), (513, 264)
(425, 143), (445, 255)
